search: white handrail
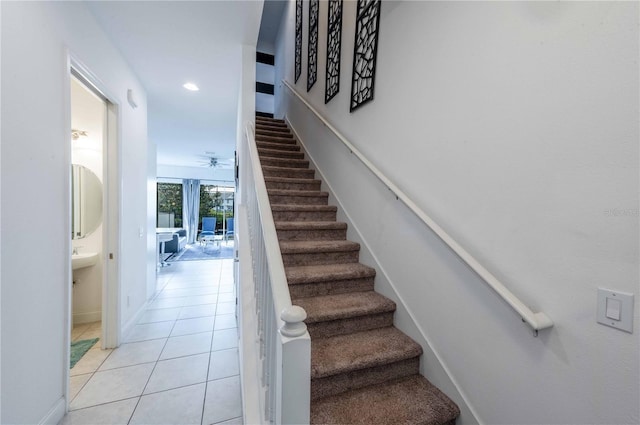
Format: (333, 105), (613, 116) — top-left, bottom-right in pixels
(282, 79), (553, 333)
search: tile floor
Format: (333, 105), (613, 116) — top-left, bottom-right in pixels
(63, 258), (242, 425)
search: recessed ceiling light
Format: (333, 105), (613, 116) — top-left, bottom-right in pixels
(183, 82), (199, 91)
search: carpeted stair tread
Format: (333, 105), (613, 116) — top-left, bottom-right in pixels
(265, 177), (322, 191)
(286, 263), (376, 285)
(311, 326), (422, 378)
(279, 240), (360, 254)
(256, 141), (301, 152)
(271, 204), (337, 213)
(275, 221), (347, 231)
(256, 129), (294, 139)
(271, 204), (337, 222)
(258, 148), (305, 159)
(262, 165), (315, 179)
(260, 157), (310, 168)
(297, 291), (395, 324)
(310, 375), (461, 425)
(256, 124), (290, 132)
(256, 117), (286, 125)
(268, 189), (327, 196)
(268, 189), (329, 205)
(255, 134), (298, 144)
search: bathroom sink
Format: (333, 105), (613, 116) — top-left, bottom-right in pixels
(72, 252), (99, 270)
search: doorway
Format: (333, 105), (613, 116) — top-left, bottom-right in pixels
(68, 66), (120, 354)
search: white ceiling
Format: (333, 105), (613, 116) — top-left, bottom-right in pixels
(86, 1), (264, 170)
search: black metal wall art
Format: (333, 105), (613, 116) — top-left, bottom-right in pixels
(307, 0), (319, 91)
(294, 0), (302, 83)
(325, 0), (343, 103)
(350, 0), (382, 112)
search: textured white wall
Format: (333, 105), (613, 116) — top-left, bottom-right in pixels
(1, 2), (149, 423)
(275, 2), (639, 424)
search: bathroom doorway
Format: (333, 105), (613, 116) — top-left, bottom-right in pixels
(69, 67), (120, 358)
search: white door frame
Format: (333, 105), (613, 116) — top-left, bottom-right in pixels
(65, 54), (122, 406)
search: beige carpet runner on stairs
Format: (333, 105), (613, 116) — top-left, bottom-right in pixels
(255, 116), (461, 425)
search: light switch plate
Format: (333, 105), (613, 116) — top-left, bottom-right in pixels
(597, 288), (634, 333)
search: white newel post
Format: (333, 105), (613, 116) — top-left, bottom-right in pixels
(279, 307), (311, 425)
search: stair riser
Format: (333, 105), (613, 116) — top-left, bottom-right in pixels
(258, 149), (305, 159)
(256, 122), (290, 133)
(266, 180), (321, 191)
(255, 135), (297, 144)
(272, 210), (337, 222)
(269, 194), (328, 205)
(277, 228), (347, 241)
(307, 312), (394, 339)
(256, 142), (301, 152)
(256, 118), (286, 126)
(262, 167), (315, 179)
(311, 358), (420, 401)
(282, 250), (360, 267)
(260, 157), (309, 169)
(289, 277), (375, 299)
(256, 129), (294, 139)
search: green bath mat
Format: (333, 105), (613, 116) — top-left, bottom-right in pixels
(70, 338), (99, 368)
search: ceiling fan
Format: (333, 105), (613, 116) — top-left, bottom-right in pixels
(197, 152), (234, 169)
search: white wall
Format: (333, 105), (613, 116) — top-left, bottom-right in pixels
(1, 2), (150, 423)
(275, 2), (639, 424)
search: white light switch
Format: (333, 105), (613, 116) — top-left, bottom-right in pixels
(597, 288), (634, 333)
(605, 298), (621, 320)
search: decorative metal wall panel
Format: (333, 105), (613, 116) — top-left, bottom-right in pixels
(325, 0), (343, 103)
(350, 0), (382, 112)
(307, 0), (319, 91)
(295, 0), (302, 83)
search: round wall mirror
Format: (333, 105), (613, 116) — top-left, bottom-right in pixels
(72, 164), (103, 239)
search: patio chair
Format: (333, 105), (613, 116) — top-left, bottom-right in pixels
(199, 217), (216, 243)
(225, 218), (234, 241)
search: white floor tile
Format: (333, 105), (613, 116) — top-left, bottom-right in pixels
(130, 383), (206, 425)
(126, 321), (174, 343)
(70, 363), (155, 410)
(144, 353), (209, 394)
(61, 398), (138, 425)
(208, 348), (239, 381)
(202, 376), (242, 425)
(160, 331), (213, 360)
(213, 418), (243, 425)
(148, 296), (189, 309)
(137, 307), (181, 324)
(212, 328), (238, 351)
(179, 304), (216, 320)
(214, 314), (237, 330)
(70, 347), (112, 376)
(171, 316), (215, 337)
(157, 286), (218, 299)
(217, 292), (236, 303)
(69, 373), (92, 402)
(216, 302), (236, 316)
(99, 339), (166, 371)
(181, 293), (218, 307)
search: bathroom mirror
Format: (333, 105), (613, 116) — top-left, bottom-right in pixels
(72, 164), (103, 239)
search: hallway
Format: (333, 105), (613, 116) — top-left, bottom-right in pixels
(64, 258), (242, 425)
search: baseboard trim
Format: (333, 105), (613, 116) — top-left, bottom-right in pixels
(121, 300), (149, 343)
(39, 397), (66, 425)
(72, 311), (102, 325)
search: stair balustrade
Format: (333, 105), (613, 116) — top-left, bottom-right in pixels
(238, 121), (311, 424)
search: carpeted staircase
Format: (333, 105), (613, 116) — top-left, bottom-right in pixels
(255, 116), (461, 425)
